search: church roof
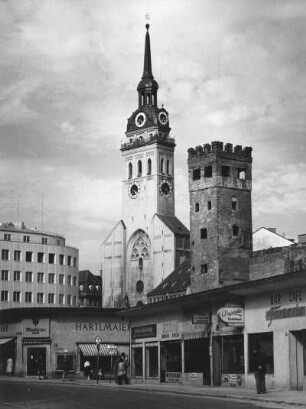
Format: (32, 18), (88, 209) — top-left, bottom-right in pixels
(156, 214), (189, 236)
(147, 259), (191, 297)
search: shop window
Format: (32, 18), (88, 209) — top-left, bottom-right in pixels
(204, 166), (212, 177)
(207, 201), (212, 210)
(221, 165), (230, 177)
(201, 228), (207, 239)
(222, 335), (244, 374)
(195, 203), (199, 212)
(56, 354), (75, 372)
(132, 348), (143, 377)
(14, 250), (21, 261)
(161, 340), (182, 372)
(147, 158), (152, 175)
(248, 333), (274, 374)
(193, 168), (200, 180)
(145, 344), (158, 378)
(185, 339), (209, 374)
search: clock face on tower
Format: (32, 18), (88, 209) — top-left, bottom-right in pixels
(159, 179), (172, 198)
(135, 112), (146, 127)
(128, 181), (141, 199)
(158, 111), (168, 125)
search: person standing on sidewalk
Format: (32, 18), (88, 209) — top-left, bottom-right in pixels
(253, 345), (266, 394)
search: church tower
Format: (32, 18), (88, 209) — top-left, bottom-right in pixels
(102, 25), (189, 308)
(188, 142), (253, 292)
(121, 24), (175, 233)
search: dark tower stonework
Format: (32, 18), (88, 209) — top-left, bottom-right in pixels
(188, 141), (253, 292)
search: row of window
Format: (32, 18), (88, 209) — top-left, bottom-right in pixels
(192, 166), (246, 180)
(1, 249), (77, 266)
(2, 234), (62, 245)
(195, 197), (238, 213)
(128, 158), (171, 179)
(199, 225), (240, 239)
(1, 270), (77, 285)
(0, 290), (76, 305)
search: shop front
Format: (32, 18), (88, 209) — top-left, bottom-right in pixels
(130, 311), (211, 386)
(0, 308), (130, 378)
(244, 282), (306, 390)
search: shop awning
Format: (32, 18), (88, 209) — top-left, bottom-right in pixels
(78, 343), (119, 357)
(0, 338), (14, 345)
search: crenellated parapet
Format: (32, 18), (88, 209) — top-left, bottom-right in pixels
(188, 141), (252, 162)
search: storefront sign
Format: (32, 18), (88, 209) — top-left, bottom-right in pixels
(132, 324), (156, 339)
(192, 314), (210, 324)
(218, 307), (244, 327)
(75, 322), (129, 332)
(266, 306), (306, 321)
(23, 318), (49, 337)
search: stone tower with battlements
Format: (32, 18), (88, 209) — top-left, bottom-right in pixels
(188, 141), (253, 292)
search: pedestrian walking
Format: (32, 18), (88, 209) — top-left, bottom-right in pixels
(6, 358), (13, 376)
(84, 360), (91, 379)
(253, 345), (266, 394)
(117, 353), (129, 385)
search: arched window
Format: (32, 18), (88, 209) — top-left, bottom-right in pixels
(128, 163), (133, 179)
(139, 257), (143, 270)
(146, 93), (150, 105)
(137, 160), (142, 177)
(152, 94), (155, 105)
(141, 94), (144, 106)
(147, 158), (152, 175)
(166, 159), (170, 175)
(160, 158), (164, 174)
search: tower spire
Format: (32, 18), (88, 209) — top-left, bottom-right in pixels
(137, 24), (158, 108)
(142, 24), (153, 79)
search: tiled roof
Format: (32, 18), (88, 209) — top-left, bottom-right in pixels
(156, 215), (189, 236)
(147, 259), (191, 297)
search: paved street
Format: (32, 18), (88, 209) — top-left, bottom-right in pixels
(0, 380), (279, 409)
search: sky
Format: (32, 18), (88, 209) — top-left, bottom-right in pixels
(1, 0), (306, 275)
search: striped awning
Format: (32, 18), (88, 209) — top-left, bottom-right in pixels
(0, 338), (14, 345)
(78, 343), (119, 357)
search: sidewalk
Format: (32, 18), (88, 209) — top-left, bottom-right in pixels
(1, 375), (305, 408)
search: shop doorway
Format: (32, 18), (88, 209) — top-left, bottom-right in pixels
(289, 330), (306, 390)
(27, 347), (46, 376)
(0, 338), (15, 375)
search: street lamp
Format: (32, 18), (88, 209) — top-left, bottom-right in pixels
(95, 336), (102, 385)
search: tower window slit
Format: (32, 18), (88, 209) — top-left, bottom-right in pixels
(195, 203), (199, 212)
